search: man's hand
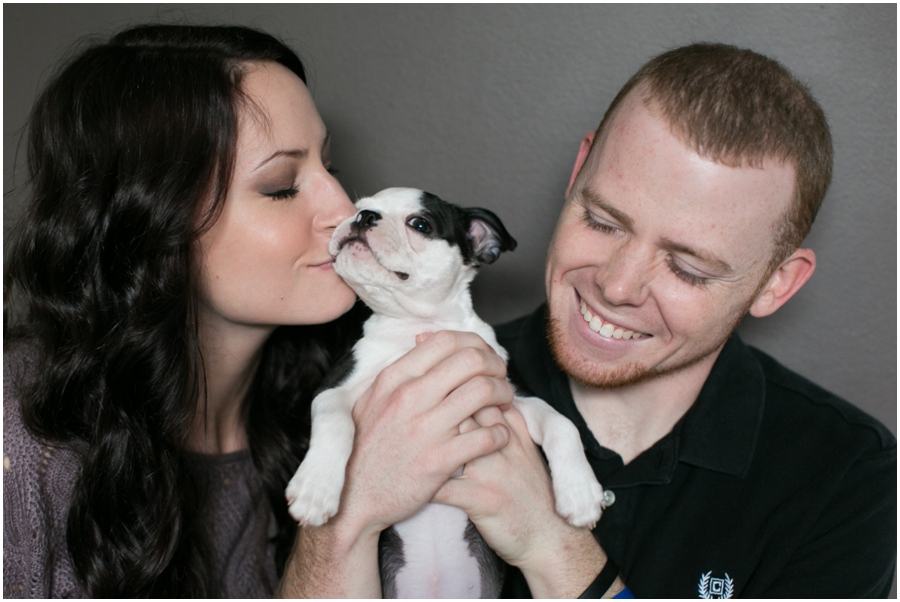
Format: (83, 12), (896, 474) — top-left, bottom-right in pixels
(279, 330), (514, 598)
(433, 405), (611, 598)
(340, 330), (513, 537)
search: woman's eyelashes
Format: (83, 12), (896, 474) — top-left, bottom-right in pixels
(264, 185), (299, 200)
(263, 162), (338, 200)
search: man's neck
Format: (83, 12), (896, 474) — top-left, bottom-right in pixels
(569, 354), (719, 465)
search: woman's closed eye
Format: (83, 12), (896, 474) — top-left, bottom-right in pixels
(264, 186), (299, 201)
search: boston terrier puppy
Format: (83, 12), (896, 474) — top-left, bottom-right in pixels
(286, 188), (605, 598)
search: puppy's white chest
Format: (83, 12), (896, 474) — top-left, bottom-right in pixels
(392, 504), (484, 598)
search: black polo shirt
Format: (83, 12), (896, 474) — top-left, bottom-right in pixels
(496, 306), (896, 598)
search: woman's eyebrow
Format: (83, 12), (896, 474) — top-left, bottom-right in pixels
(253, 132), (330, 172)
(254, 148), (309, 172)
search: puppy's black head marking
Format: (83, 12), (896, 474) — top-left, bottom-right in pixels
(415, 191), (517, 266)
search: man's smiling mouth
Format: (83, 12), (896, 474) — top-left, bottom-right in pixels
(579, 299), (649, 340)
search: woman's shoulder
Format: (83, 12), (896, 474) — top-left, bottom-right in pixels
(3, 340), (84, 597)
(4, 339), (82, 495)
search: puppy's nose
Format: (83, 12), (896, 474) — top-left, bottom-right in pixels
(353, 210), (382, 231)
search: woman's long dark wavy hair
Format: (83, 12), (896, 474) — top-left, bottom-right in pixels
(4, 24), (363, 597)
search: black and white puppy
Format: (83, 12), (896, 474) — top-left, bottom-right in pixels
(286, 188), (604, 598)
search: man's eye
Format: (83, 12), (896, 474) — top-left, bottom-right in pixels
(407, 216), (432, 234)
(666, 255), (711, 287)
(582, 210), (620, 235)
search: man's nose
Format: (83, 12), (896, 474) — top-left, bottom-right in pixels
(596, 244), (650, 307)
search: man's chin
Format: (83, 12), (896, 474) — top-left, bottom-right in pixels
(546, 315), (726, 390)
(547, 316), (656, 389)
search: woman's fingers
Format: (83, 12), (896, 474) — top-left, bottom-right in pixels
(339, 330), (516, 533)
(355, 330), (509, 422)
(396, 330), (503, 382)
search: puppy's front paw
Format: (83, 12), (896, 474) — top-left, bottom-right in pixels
(551, 463), (604, 529)
(285, 457), (344, 526)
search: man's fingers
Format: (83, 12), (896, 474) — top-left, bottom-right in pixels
(471, 405), (506, 428)
(432, 471), (478, 510)
(459, 416), (479, 434)
(441, 423), (510, 474)
(435, 375), (514, 426)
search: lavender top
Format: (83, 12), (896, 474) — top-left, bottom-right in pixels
(3, 350), (281, 598)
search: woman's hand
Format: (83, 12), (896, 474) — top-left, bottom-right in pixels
(279, 330), (514, 598)
(338, 330), (514, 538)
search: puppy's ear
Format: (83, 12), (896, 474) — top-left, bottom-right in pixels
(465, 208), (518, 265)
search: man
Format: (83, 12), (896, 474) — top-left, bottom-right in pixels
(434, 43), (897, 598)
(283, 43), (895, 598)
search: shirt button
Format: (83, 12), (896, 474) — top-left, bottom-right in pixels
(602, 489), (616, 509)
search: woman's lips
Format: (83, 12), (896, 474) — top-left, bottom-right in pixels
(310, 259), (335, 270)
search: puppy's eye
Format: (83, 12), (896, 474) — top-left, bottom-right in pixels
(407, 216), (432, 235)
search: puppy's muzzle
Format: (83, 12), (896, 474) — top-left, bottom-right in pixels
(336, 209), (382, 252)
(353, 210), (382, 232)
(338, 209), (409, 281)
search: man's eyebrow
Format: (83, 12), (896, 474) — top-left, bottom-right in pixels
(661, 237), (734, 276)
(580, 186), (734, 276)
(580, 187), (635, 231)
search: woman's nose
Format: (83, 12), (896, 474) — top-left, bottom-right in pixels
(315, 175), (356, 230)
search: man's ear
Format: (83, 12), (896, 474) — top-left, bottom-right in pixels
(749, 248), (816, 318)
(566, 131), (596, 198)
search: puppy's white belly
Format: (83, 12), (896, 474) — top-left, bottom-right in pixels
(392, 504), (482, 598)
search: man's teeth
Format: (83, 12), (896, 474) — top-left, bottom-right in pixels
(580, 300), (643, 340)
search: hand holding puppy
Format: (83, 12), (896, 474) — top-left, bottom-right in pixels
(281, 330), (513, 599)
(339, 330), (514, 538)
(434, 406), (610, 599)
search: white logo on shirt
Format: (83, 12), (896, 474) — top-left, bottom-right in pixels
(698, 572), (734, 599)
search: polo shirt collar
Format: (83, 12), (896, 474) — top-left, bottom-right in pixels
(509, 306), (765, 481)
(676, 331), (766, 477)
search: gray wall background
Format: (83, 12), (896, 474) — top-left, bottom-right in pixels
(4, 5), (896, 439)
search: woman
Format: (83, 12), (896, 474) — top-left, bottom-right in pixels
(4, 24), (513, 597)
